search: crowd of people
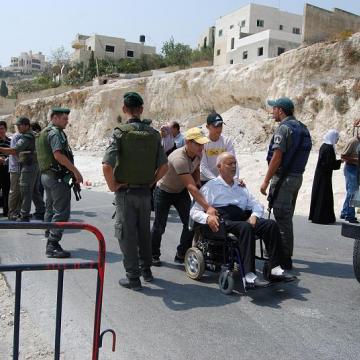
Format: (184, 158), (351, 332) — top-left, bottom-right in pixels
(0, 92), (359, 291)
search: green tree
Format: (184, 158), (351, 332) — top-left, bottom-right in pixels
(0, 80), (8, 97)
(191, 46), (214, 64)
(161, 37), (192, 68)
(87, 51), (97, 79)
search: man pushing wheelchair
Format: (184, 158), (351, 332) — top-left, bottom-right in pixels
(190, 152), (296, 289)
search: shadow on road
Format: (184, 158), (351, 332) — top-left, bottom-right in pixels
(141, 277), (239, 310)
(71, 248), (122, 263)
(248, 280), (310, 309)
(71, 210), (98, 218)
(294, 258), (354, 279)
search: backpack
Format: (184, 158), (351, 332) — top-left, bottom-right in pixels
(113, 121), (160, 185)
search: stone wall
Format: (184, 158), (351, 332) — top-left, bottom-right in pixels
(303, 3), (360, 45)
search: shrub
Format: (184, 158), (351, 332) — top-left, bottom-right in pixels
(334, 95), (349, 114)
(342, 44), (360, 65)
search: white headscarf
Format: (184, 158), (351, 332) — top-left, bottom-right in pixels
(323, 129), (339, 146)
(160, 125), (175, 153)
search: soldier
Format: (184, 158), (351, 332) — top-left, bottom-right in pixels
(0, 121), (11, 217)
(36, 108), (83, 258)
(0, 117), (45, 222)
(102, 92), (168, 291)
(260, 97), (312, 270)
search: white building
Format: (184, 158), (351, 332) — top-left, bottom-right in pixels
(71, 34), (156, 64)
(210, 3), (303, 66)
(8, 51), (46, 73)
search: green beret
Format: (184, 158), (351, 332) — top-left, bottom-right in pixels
(51, 107), (71, 116)
(123, 92), (143, 107)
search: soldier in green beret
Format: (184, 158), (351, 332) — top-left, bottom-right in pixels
(102, 92), (168, 290)
(36, 107), (83, 258)
(0, 116), (45, 221)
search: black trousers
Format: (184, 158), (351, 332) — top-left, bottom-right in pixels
(0, 165), (10, 216)
(151, 187), (194, 258)
(225, 218), (284, 274)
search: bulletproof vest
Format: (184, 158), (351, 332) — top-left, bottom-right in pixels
(267, 117), (312, 174)
(36, 125), (73, 172)
(18, 132), (36, 166)
(113, 121), (159, 185)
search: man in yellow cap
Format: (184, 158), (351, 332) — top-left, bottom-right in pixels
(151, 127), (219, 266)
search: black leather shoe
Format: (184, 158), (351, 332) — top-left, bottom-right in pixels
(152, 257), (162, 267)
(282, 258), (293, 270)
(118, 278), (142, 291)
(246, 277), (269, 289)
(46, 242), (71, 258)
(174, 254), (184, 264)
(347, 218), (359, 224)
(268, 273), (297, 282)
(141, 269), (154, 282)
(16, 216), (30, 222)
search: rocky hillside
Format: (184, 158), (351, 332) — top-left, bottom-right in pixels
(9, 33), (360, 151)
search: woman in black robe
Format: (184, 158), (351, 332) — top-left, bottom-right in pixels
(309, 129), (342, 224)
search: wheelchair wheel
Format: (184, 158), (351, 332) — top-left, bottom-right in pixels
(218, 270), (234, 295)
(185, 247), (205, 280)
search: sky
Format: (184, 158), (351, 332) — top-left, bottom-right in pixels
(0, 0), (359, 67)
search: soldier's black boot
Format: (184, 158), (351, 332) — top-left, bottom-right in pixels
(46, 241), (71, 258)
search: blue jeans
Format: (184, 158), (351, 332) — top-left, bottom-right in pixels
(151, 187), (194, 258)
(341, 164), (358, 220)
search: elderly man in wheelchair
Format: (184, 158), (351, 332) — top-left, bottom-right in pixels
(187, 152), (296, 293)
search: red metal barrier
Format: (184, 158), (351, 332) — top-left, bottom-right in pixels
(0, 221), (116, 360)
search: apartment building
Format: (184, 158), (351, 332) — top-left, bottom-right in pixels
(202, 3), (303, 66)
(71, 33), (156, 63)
(9, 51), (46, 72)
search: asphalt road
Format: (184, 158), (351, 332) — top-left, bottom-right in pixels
(0, 190), (360, 360)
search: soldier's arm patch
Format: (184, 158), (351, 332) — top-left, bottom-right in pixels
(274, 134), (283, 144)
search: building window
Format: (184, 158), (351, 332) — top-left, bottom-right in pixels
(218, 29), (223, 37)
(203, 37), (207, 48)
(279, 25), (283, 30)
(216, 49), (221, 56)
(105, 45), (115, 53)
(258, 47), (263, 56)
(277, 47), (285, 56)
(230, 25), (234, 29)
(127, 50), (134, 57)
(230, 59), (234, 64)
(292, 27), (301, 35)
(241, 20), (246, 27)
(243, 51), (248, 60)
(257, 19), (264, 27)
(231, 38), (235, 50)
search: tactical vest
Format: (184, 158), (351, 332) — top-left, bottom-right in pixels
(36, 125), (73, 172)
(266, 117), (312, 175)
(113, 121), (159, 185)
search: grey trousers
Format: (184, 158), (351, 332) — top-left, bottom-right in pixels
(19, 167), (45, 218)
(8, 172), (21, 219)
(270, 174), (303, 259)
(115, 188), (152, 279)
(42, 173), (71, 242)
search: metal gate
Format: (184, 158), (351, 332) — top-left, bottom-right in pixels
(0, 221), (116, 360)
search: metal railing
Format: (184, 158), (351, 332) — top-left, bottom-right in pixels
(0, 221), (116, 360)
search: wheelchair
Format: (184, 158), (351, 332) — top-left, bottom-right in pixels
(184, 220), (268, 295)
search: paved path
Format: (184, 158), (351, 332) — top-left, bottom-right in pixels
(0, 190), (360, 359)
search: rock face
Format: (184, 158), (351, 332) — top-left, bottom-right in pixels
(12, 33), (360, 151)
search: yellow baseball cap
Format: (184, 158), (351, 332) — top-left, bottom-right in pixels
(185, 127), (210, 145)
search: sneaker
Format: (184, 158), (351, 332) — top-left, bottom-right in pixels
(152, 256), (162, 267)
(141, 269), (154, 282)
(174, 253), (184, 264)
(46, 242), (71, 258)
(118, 278), (142, 291)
